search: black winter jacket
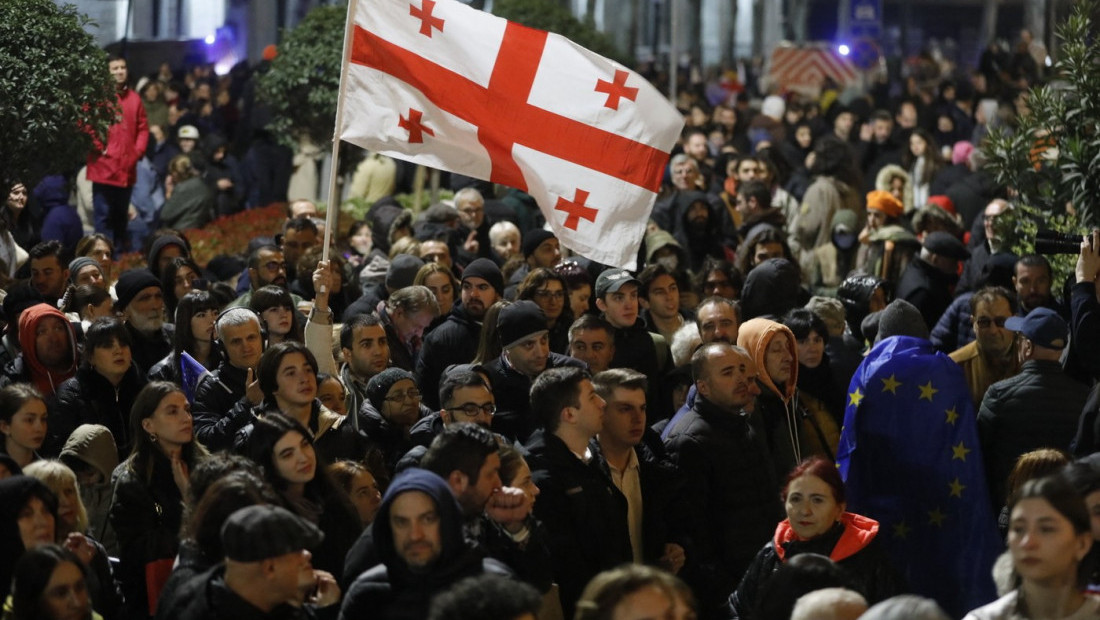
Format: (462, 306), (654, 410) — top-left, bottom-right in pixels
(486, 352), (586, 443)
(728, 515), (903, 620)
(663, 395), (783, 619)
(525, 429), (632, 618)
(978, 359), (1088, 505)
(415, 304), (481, 410)
(193, 362), (256, 451)
(52, 364), (146, 459)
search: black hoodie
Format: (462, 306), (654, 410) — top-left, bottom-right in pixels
(339, 468), (510, 620)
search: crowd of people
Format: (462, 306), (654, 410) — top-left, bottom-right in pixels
(0, 24), (1097, 620)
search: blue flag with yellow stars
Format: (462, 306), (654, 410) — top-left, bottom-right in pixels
(836, 336), (1001, 616)
(179, 351), (210, 405)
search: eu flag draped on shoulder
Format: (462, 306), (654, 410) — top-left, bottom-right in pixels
(837, 335), (1002, 617)
(336, 0), (683, 269)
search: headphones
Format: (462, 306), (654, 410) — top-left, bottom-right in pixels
(211, 306), (268, 361)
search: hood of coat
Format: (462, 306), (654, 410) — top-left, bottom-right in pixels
(60, 424), (120, 482)
(738, 317), (798, 402)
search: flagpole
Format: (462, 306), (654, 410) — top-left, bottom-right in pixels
(321, 0), (360, 273)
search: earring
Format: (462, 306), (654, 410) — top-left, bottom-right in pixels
(149, 433), (158, 443)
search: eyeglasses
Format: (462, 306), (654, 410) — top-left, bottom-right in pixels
(445, 403), (497, 418)
(974, 316), (1009, 328)
(384, 389), (421, 403)
(534, 289), (565, 300)
(262, 261), (287, 273)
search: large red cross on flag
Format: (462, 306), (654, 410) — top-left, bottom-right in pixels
(338, 0), (683, 268)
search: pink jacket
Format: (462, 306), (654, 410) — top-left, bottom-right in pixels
(86, 87), (148, 187)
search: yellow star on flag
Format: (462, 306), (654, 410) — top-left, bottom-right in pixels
(928, 508), (946, 526)
(918, 381), (938, 401)
(949, 477), (966, 497)
(881, 374), (902, 394)
(892, 521), (910, 539)
(952, 441), (971, 462)
(945, 407), (959, 425)
(848, 387), (864, 407)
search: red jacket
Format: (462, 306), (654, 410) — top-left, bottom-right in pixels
(86, 87), (148, 187)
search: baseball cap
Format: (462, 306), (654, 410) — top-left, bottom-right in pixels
(595, 268), (641, 299)
(1004, 307), (1068, 349)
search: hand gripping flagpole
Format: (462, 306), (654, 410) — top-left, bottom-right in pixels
(319, 0), (360, 292)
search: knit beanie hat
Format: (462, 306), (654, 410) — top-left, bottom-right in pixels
(115, 269), (162, 310)
(521, 229), (556, 259)
(866, 190), (904, 219)
(461, 258), (504, 296)
(68, 257), (101, 285)
(497, 300), (548, 349)
(367, 368), (415, 411)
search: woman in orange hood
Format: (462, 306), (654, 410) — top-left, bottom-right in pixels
(737, 318), (837, 479)
(728, 457), (903, 619)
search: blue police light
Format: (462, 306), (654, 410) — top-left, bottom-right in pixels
(204, 33), (216, 45)
(838, 44), (851, 56)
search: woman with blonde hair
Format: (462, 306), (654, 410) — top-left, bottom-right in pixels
(23, 460), (124, 620)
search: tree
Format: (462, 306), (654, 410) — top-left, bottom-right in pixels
(257, 5), (345, 151)
(492, 0), (630, 66)
(983, 0), (1100, 261)
(0, 0), (116, 190)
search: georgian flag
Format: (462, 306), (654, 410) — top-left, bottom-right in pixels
(338, 0), (683, 268)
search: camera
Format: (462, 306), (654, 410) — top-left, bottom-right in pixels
(1035, 230), (1086, 255)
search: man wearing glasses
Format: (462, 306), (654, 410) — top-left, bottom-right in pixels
(949, 286), (1021, 408)
(228, 244), (303, 308)
(409, 367), (496, 448)
(361, 368), (430, 470)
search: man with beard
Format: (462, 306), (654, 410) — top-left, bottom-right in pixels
(417, 258), (502, 409)
(421, 423), (552, 591)
(0, 303), (77, 401)
(409, 368), (495, 447)
(28, 241), (70, 307)
(114, 269), (173, 374)
(486, 301), (585, 443)
(1014, 254), (1055, 315)
(229, 244), (302, 308)
(674, 193), (732, 273)
(340, 468), (511, 619)
(695, 297), (740, 345)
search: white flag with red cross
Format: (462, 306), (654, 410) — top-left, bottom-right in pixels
(338, 0), (683, 269)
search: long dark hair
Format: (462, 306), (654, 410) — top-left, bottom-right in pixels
(172, 290), (223, 376)
(249, 285), (303, 343)
(9, 545), (89, 620)
(126, 381), (207, 483)
(160, 256), (203, 317)
(517, 267), (573, 328)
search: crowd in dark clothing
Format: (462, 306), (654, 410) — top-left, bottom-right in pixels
(6, 24), (1100, 620)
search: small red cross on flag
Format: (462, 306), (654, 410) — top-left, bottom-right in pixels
(397, 108), (434, 143)
(338, 0), (682, 268)
(555, 188), (598, 230)
(409, 0), (444, 37)
(594, 70), (639, 110)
